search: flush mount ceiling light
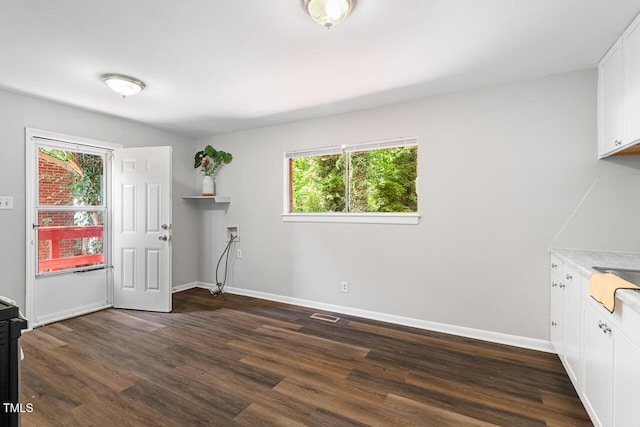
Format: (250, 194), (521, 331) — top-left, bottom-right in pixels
(303, 0), (356, 29)
(101, 73), (145, 98)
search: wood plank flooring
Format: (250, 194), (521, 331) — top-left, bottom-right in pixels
(20, 288), (591, 426)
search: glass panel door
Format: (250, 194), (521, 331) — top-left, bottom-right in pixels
(27, 130), (116, 327)
(36, 147), (106, 275)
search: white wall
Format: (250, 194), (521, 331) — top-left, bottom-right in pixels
(197, 69), (640, 342)
(0, 88), (198, 311)
(5, 68), (636, 342)
(552, 173), (640, 251)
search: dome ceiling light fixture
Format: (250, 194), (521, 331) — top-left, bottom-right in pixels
(303, 0), (356, 29)
(101, 73), (146, 98)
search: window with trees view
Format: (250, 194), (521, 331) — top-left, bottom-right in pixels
(286, 138), (418, 215)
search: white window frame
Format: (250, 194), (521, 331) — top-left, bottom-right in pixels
(282, 137), (421, 225)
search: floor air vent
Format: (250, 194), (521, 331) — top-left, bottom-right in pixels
(310, 313), (340, 323)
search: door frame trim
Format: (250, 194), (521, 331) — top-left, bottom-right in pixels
(25, 128), (122, 326)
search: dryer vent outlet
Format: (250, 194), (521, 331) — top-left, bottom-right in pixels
(226, 225), (239, 242)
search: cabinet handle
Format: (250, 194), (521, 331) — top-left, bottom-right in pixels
(566, 274), (572, 280)
(614, 140), (622, 146)
(559, 283), (566, 289)
(551, 263), (557, 268)
(551, 321), (557, 327)
(552, 282), (558, 288)
(596, 321), (612, 334)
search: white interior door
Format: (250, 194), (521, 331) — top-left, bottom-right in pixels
(113, 146), (172, 312)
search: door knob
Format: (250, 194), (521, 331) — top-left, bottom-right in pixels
(159, 235), (169, 241)
(162, 224), (171, 230)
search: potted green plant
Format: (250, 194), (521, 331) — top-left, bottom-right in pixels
(194, 145), (232, 196)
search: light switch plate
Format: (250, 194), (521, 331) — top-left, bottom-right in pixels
(0, 196), (14, 210)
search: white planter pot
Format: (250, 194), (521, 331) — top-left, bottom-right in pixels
(202, 176), (214, 196)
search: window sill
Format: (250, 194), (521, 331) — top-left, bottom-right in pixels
(281, 212), (421, 225)
(181, 196), (231, 203)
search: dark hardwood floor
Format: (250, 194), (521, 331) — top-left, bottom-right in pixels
(20, 288), (591, 426)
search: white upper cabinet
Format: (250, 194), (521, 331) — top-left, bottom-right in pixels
(624, 13), (640, 145)
(598, 38), (623, 157)
(598, 12), (640, 158)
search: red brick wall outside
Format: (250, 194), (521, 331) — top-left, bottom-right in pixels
(39, 158), (75, 206)
(38, 157), (77, 261)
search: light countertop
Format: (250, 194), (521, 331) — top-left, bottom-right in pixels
(550, 248), (640, 311)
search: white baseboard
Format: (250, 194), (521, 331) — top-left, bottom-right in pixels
(32, 302), (112, 328)
(172, 282), (200, 293)
(181, 282), (553, 353)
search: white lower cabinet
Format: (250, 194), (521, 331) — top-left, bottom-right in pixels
(582, 299), (640, 427)
(562, 264), (582, 389)
(550, 251), (640, 427)
(582, 302), (613, 427)
(549, 271), (564, 354)
(549, 257), (582, 388)
(612, 327), (640, 426)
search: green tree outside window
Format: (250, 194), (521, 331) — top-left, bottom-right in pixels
(290, 144), (417, 213)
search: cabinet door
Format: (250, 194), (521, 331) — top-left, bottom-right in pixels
(613, 330), (640, 427)
(624, 13), (640, 145)
(550, 274), (564, 355)
(550, 254), (562, 276)
(582, 302), (613, 427)
(598, 38), (624, 157)
(562, 266), (582, 389)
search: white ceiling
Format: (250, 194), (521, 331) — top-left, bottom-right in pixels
(1, 0), (640, 137)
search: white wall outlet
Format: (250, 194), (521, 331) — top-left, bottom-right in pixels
(341, 281), (349, 293)
(237, 249), (242, 258)
(0, 196), (13, 210)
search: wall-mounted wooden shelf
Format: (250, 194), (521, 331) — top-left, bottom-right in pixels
(181, 196), (231, 203)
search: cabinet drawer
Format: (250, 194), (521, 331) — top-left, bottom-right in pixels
(564, 264), (579, 283)
(550, 275), (564, 290)
(585, 291), (640, 348)
(564, 264), (582, 297)
(550, 253), (563, 276)
(613, 299), (640, 347)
